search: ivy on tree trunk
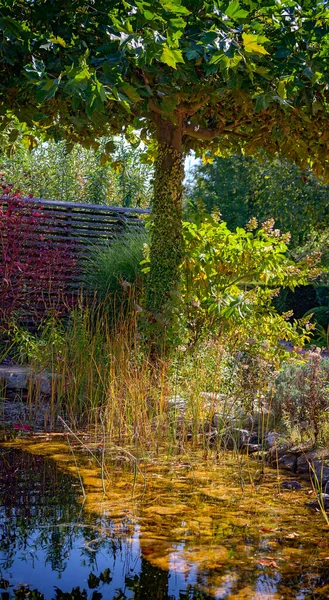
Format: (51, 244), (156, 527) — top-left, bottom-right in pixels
(148, 115), (184, 316)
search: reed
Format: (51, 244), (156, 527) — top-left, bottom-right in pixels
(8, 299), (290, 460)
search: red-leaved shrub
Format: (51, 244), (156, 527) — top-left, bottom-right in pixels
(0, 184), (77, 327)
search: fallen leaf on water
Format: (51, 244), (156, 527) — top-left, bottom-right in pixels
(143, 547), (155, 556)
(255, 558), (279, 568)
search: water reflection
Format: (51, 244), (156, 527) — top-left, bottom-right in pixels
(1, 446), (329, 599)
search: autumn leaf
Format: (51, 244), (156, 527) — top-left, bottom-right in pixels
(255, 558), (279, 568)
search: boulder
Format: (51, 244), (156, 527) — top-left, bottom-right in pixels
(221, 428), (250, 450)
(0, 365), (53, 395)
(310, 461), (329, 491)
(281, 480), (302, 490)
(265, 431), (280, 450)
(277, 453), (298, 472)
(267, 445), (291, 465)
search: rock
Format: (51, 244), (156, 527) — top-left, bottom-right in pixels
(221, 428), (250, 450)
(0, 365), (31, 389)
(242, 407), (273, 431)
(0, 365), (53, 395)
(281, 480), (302, 490)
(167, 396), (186, 412)
(267, 445), (291, 465)
(310, 461), (329, 491)
(206, 427), (219, 445)
(296, 455), (312, 475)
(265, 431), (279, 450)
(249, 432), (260, 445)
(278, 453), (298, 472)
(33, 371), (52, 395)
(296, 454), (329, 490)
(211, 413), (221, 429)
(245, 443), (262, 454)
(305, 494), (329, 511)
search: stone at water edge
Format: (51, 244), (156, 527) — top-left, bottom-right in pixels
(265, 431), (280, 449)
(221, 428), (250, 450)
(0, 365), (53, 394)
(281, 480), (302, 490)
(305, 493), (329, 511)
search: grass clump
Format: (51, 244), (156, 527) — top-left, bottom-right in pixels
(82, 231), (148, 320)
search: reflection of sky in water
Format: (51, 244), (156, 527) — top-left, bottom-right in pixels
(1, 446), (329, 599)
(2, 509), (289, 600)
(1, 523), (141, 598)
(167, 540), (283, 600)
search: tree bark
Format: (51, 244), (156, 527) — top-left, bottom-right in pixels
(147, 114), (184, 319)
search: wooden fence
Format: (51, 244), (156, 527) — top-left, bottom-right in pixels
(0, 196), (150, 323)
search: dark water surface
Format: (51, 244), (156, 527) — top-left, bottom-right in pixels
(1, 440), (329, 599)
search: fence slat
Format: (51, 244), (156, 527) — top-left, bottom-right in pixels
(0, 196), (149, 323)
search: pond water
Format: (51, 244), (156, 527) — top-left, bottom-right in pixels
(0, 437), (329, 599)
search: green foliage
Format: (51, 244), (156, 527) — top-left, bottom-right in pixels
(186, 154), (329, 246)
(0, 131), (152, 206)
(82, 231), (148, 318)
(304, 306), (329, 331)
(185, 155), (253, 229)
(179, 215), (320, 345)
(274, 352), (329, 443)
(303, 306), (329, 346)
(141, 215), (319, 353)
(2, 0), (329, 330)
(1, 0), (329, 174)
(315, 285), (329, 307)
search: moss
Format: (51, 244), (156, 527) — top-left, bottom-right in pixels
(148, 138), (184, 313)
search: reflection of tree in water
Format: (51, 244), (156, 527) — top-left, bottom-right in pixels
(123, 558), (215, 600)
(2, 448), (329, 599)
(0, 448), (85, 572)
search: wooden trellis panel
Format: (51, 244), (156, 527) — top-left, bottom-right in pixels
(0, 196), (149, 323)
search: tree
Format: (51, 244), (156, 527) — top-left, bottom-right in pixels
(1, 0), (329, 321)
(0, 126), (153, 206)
(186, 154), (329, 246)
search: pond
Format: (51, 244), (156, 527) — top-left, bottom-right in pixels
(0, 437), (329, 599)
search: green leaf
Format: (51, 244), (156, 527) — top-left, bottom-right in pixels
(120, 82), (142, 102)
(49, 35), (67, 47)
(185, 48), (202, 60)
(161, 0), (191, 15)
(143, 10), (155, 20)
(226, 2), (249, 20)
(170, 17), (186, 29)
(160, 95), (178, 113)
(0, 16), (29, 39)
(242, 33), (269, 55)
(160, 46), (185, 69)
(35, 78), (58, 103)
(277, 79), (287, 99)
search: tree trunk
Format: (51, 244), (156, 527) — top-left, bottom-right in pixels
(148, 115), (184, 320)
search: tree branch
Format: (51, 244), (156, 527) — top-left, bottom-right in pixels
(177, 96), (210, 116)
(183, 121), (248, 140)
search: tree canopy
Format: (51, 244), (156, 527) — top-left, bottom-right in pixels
(1, 0), (329, 171)
(186, 154), (329, 246)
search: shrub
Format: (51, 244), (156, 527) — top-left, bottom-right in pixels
(178, 215), (320, 347)
(0, 186), (76, 327)
(274, 352), (329, 443)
